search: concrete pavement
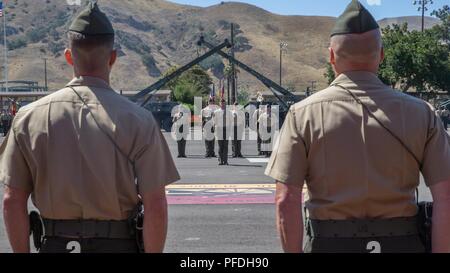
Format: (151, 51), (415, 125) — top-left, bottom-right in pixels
(0, 128), (445, 252)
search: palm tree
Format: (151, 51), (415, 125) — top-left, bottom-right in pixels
(223, 62), (241, 103)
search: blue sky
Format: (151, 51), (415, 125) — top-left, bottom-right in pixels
(167, 0), (449, 20)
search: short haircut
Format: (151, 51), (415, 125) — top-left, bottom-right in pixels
(67, 31), (115, 72)
(330, 29), (382, 64)
(68, 31), (114, 51)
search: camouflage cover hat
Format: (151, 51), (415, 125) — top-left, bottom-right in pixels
(69, 2), (114, 35)
(331, 0), (379, 37)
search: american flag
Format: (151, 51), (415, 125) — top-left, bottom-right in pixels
(0, 2), (3, 17)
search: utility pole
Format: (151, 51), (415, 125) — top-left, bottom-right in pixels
(3, 1), (8, 92)
(310, 81), (317, 94)
(43, 58), (48, 91)
(279, 42), (288, 87)
(231, 23), (236, 104)
(413, 0), (433, 32)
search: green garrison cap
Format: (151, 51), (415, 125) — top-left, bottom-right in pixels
(330, 0), (379, 37)
(69, 2), (114, 36)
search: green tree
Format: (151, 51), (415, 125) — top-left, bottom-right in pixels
(172, 79), (204, 106)
(379, 23), (450, 92)
(162, 65), (212, 106)
(223, 63), (240, 85)
(237, 88), (250, 105)
(161, 66), (180, 92)
(324, 62), (336, 85)
(431, 5), (450, 46)
(181, 65), (213, 97)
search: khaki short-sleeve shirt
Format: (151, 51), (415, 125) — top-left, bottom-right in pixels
(265, 71), (450, 220)
(0, 76), (180, 220)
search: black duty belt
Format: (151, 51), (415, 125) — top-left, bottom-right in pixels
(307, 217), (419, 238)
(43, 219), (133, 239)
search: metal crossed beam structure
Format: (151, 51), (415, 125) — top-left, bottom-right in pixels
(197, 36), (299, 111)
(132, 40), (232, 107)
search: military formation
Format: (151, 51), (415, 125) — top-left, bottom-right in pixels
(0, 0), (449, 254)
(201, 98), (218, 158)
(175, 98), (273, 165)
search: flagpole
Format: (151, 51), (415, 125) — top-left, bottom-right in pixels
(3, 1), (7, 92)
(2, 1), (8, 92)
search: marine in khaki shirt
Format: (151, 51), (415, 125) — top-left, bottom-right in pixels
(0, 76), (179, 220)
(201, 100), (219, 158)
(266, 0), (450, 253)
(0, 3), (179, 253)
(267, 71), (450, 219)
(258, 105), (279, 157)
(213, 102), (233, 165)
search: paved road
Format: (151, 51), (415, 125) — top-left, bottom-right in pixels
(0, 131), (280, 253)
(167, 130), (273, 185)
(0, 128), (446, 253)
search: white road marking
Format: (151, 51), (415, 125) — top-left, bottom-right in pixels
(185, 237), (201, 241)
(246, 158), (270, 163)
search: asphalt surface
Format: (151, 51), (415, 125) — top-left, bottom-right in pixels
(0, 131), (280, 253)
(165, 205), (280, 253)
(167, 129), (273, 185)
(0, 128), (446, 253)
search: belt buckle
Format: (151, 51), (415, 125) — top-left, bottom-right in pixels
(357, 223), (369, 234)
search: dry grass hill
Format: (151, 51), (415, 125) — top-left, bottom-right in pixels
(0, 0), (440, 94)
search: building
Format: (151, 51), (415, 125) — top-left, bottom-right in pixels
(0, 80), (49, 111)
(0, 83), (174, 113)
(0, 80), (48, 92)
(118, 89), (173, 102)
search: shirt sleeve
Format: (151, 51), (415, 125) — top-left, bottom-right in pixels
(264, 109), (307, 186)
(134, 121), (180, 194)
(0, 129), (33, 192)
(421, 109), (450, 187)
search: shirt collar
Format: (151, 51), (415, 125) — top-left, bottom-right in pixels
(66, 76), (111, 90)
(331, 71), (385, 87)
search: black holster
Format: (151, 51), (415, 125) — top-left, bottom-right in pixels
(128, 201), (145, 253)
(29, 211), (44, 251)
(417, 201), (433, 253)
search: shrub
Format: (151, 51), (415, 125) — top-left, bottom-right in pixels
(48, 41), (65, 56)
(8, 37), (27, 50)
(142, 54), (161, 77)
(26, 28), (47, 43)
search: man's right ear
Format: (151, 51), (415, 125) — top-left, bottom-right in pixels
(64, 49), (74, 66)
(329, 47), (336, 65)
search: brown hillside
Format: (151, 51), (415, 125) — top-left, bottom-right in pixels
(0, 0), (441, 94)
